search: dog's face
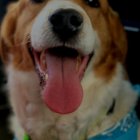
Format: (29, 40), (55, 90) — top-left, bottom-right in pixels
(0, 0), (127, 114)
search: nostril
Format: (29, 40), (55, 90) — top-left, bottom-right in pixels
(69, 15), (83, 30)
(49, 14), (64, 28)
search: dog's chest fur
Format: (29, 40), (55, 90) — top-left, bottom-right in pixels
(8, 63), (138, 140)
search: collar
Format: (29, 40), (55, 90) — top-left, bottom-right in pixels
(23, 134), (30, 140)
(88, 110), (139, 140)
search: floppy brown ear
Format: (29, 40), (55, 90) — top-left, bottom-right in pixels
(94, 5), (128, 79)
(107, 7), (128, 63)
(0, 3), (18, 64)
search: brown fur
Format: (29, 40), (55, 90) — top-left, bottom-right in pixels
(0, 0), (137, 140)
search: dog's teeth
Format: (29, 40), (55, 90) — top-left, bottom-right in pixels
(76, 56), (81, 71)
(40, 51), (47, 71)
(43, 60), (46, 65)
(45, 74), (48, 80)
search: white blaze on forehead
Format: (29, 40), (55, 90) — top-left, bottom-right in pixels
(31, 0), (99, 55)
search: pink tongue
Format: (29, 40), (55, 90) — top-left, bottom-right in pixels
(43, 54), (83, 114)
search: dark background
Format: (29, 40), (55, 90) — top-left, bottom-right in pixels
(0, 0), (140, 139)
(109, 0), (140, 84)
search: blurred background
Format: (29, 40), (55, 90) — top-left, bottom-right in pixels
(0, 0), (140, 139)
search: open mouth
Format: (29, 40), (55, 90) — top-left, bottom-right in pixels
(31, 46), (92, 114)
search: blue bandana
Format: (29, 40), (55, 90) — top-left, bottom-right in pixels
(88, 84), (140, 140)
(88, 110), (139, 140)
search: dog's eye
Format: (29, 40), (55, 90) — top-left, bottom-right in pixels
(31, 0), (44, 3)
(85, 0), (100, 8)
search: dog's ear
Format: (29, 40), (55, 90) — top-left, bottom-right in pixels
(99, 0), (127, 63)
(106, 7), (128, 63)
(0, 3), (18, 63)
(94, 3), (128, 79)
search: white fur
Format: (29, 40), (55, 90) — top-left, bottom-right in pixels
(5, 0), (139, 140)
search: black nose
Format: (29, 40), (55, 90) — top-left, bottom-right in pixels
(49, 9), (83, 41)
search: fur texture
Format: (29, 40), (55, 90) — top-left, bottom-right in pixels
(0, 0), (139, 140)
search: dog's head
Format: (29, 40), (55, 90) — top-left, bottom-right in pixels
(0, 0), (127, 114)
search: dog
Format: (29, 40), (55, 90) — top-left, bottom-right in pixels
(0, 0), (139, 139)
